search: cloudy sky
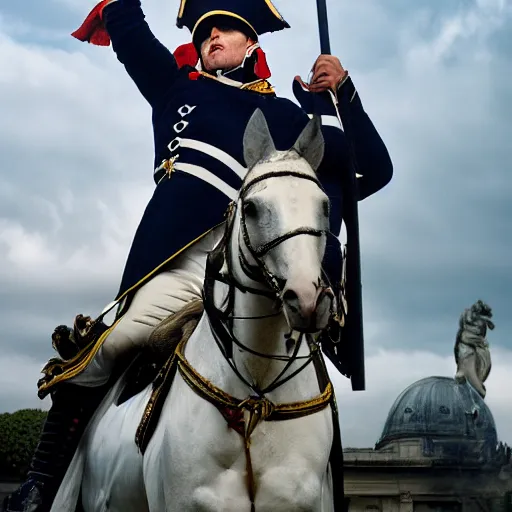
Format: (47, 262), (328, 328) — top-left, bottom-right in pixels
(0, 0), (510, 450)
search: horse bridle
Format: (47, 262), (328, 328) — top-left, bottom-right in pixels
(236, 170), (329, 297)
(202, 169), (336, 395)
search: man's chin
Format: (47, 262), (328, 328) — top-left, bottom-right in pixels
(204, 58), (235, 74)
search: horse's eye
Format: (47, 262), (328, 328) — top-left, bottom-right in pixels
(243, 200), (258, 218)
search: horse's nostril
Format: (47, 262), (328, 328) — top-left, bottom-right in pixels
(282, 289), (298, 303)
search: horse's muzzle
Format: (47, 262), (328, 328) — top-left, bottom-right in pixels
(282, 283), (334, 333)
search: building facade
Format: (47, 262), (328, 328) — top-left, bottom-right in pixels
(343, 376), (512, 512)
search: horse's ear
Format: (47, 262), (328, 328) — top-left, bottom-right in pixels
(293, 115), (325, 171)
(243, 109), (277, 169)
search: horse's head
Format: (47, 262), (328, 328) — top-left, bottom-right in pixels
(225, 109), (334, 333)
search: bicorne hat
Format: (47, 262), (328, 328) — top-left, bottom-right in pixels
(176, 0), (290, 46)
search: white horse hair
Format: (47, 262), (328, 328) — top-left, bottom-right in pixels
(53, 109), (340, 512)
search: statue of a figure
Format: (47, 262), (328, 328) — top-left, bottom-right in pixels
(454, 300), (494, 398)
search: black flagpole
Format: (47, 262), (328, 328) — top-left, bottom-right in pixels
(315, 0), (365, 392)
(316, 0), (331, 54)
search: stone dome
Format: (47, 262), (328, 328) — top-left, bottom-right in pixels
(375, 376), (498, 464)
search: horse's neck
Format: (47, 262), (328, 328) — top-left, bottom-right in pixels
(184, 286), (322, 403)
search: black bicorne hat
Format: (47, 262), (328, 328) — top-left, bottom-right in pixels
(176, 0), (290, 46)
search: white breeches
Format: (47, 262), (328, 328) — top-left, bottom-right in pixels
(71, 227), (223, 387)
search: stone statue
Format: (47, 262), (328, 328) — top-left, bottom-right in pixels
(454, 300), (494, 398)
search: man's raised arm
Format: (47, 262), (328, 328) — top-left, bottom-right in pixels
(73, 0), (179, 107)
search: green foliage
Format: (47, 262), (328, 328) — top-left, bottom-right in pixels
(0, 409), (47, 479)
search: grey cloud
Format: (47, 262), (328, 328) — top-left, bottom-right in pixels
(0, 352), (51, 412)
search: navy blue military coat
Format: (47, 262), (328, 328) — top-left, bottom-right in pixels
(103, 0), (393, 302)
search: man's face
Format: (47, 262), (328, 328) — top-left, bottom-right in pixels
(200, 26), (254, 72)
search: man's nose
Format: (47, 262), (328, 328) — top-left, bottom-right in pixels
(210, 26), (220, 39)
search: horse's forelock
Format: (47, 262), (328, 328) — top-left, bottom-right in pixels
(242, 149), (316, 189)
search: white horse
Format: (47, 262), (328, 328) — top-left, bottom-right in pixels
(55, 110), (341, 512)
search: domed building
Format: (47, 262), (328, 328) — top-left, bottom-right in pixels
(342, 302), (512, 512)
(376, 376), (498, 464)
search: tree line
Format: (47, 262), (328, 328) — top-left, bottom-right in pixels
(0, 409), (46, 480)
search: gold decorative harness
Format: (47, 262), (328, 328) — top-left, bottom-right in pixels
(177, 337), (333, 437)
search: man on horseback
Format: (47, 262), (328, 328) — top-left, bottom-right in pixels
(4, 0), (393, 510)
